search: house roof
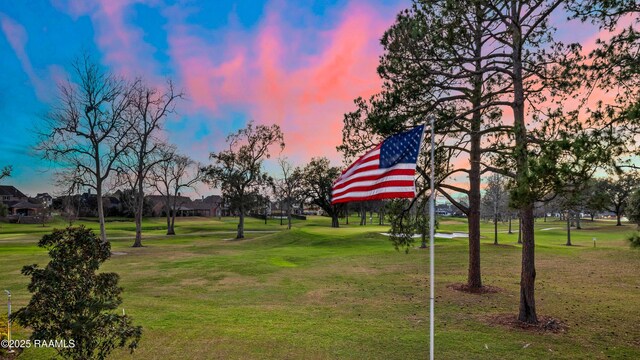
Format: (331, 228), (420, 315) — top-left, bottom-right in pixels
(0, 185), (27, 198)
(202, 195), (223, 204)
(11, 201), (44, 209)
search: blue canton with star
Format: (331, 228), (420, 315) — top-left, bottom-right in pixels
(379, 125), (425, 168)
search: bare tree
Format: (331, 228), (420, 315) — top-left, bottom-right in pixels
(273, 157), (303, 229)
(37, 54), (135, 242)
(482, 174), (508, 245)
(0, 166), (11, 181)
(119, 80), (183, 247)
(148, 147), (202, 235)
(54, 171), (84, 226)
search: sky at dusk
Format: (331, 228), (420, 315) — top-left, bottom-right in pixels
(0, 0), (610, 197)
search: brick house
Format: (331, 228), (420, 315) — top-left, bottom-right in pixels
(0, 185), (46, 217)
(146, 194), (223, 217)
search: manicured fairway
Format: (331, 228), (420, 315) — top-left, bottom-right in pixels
(0, 216), (638, 359)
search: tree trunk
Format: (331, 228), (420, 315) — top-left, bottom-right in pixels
(166, 209), (175, 235)
(331, 213), (340, 228)
(133, 178), (144, 247)
(467, 113), (482, 288)
(517, 217), (522, 244)
(590, 213), (595, 221)
(237, 207), (245, 239)
(576, 212), (581, 230)
(518, 204), (538, 324)
(566, 212), (572, 246)
(465, 7), (484, 289)
(616, 213), (622, 226)
(133, 207), (143, 246)
(170, 206), (177, 235)
(287, 206), (292, 230)
(494, 215), (498, 245)
(513, 14), (537, 323)
(96, 182), (107, 242)
(508, 215), (513, 234)
(360, 206), (366, 226)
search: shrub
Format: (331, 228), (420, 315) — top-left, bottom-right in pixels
(12, 226), (142, 360)
(628, 232), (640, 249)
(0, 314), (6, 357)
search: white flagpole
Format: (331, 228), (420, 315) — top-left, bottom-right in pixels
(429, 115), (435, 360)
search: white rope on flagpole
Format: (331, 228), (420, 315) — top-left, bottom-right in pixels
(429, 115), (435, 360)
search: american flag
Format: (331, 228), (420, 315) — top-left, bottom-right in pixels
(332, 125), (425, 204)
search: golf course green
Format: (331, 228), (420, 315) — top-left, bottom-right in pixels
(0, 215), (638, 359)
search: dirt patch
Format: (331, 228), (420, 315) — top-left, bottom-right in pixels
(304, 288), (330, 304)
(484, 313), (568, 334)
(447, 283), (502, 294)
(180, 277), (209, 287)
(217, 274), (260, 287)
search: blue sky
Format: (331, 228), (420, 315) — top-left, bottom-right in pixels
(0, 0), (606, 197)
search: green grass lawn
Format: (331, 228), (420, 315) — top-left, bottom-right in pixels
(0, 215), (639, 359)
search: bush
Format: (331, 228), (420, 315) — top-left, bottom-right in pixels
(386, 199), (438, 253)
(12, 226), (142, 360)
(628, 232), (640, 249)
(0, 314), (7, 357)
(627, 189), (640, 226)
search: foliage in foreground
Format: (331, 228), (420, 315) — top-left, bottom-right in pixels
(628, 232), (640, 249)
(12, 226), (142, 360)
(386, 199), (436, 253)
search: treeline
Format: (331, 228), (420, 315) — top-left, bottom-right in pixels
(51, 190), (153, 219)
(481, 172), (640, 245)
(32, 54), (359, 243)
(37, 53), (202, 246)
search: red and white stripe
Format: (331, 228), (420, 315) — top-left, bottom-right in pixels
(331, 144), (417, 204)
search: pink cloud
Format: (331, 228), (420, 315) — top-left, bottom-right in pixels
(51, 0), (401, 168)
(165, 1), (396, 165)
(564, 14), (639, 112)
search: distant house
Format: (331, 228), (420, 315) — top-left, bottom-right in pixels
(8, 201), (45, 216)
(35, 193), (53, 207)
(0, 185), (47, 218)
(303, 203), (324, 216)
(146, 194), (224, 218)
(147, 195), (190, 217)
(0, 185), (28, 203)
(194, 195), (224, 217)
